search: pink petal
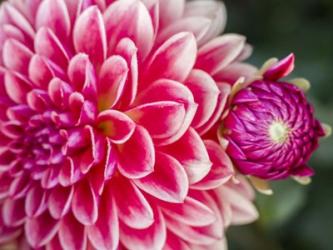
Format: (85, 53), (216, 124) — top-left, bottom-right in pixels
(214, 62), (258, 85)
(162, 196), (216, 227)
(104, 0), (154, 59)
(9, 173), (31, 199)
(48, 78), (73, 109)
(116, 126), (155, 179)
(72, 180), (98, 225)
(4, 72), (31, 104)
(161, 128), (211, 184)
(216, 184), (259, 225)
(143, 32), (197, 84)
(195, 34), (246, 75)
(164, 231), (191, 250)
(112, 177), (153, 229)
(29, 55), (64, 89)
(87, 184), (119, 250)
(192, 140), (234, 190)
(8, 0), (42, 25)
(127, 101), (186, 140)
(159, 0), (185, 29)
(36, 0), (71, 39)
(26, 89), (51, 112)
(134, 152), (189, 203)
(97, 110), (135, 144)
(264, 53), (295, 81)
(59, 212), (87, 250)
(165, 192), (223, 245)
(25, 184), (48, 217)
(185, 69), (220, 129)
(2, 198), (25, 227)
(114, 38), (138, 107)
(1, 3), (35, 38)
(197, 82), (231, 135)
(135, 79), (197, 145)
(156, 17), (211, 46)
(184, 0), (227, 45)
(34, 27), (70, 68)
(46, 234), (62, 250)
(98, 55), (128, 110)
(120, 207), (166, 250)
(3, 39), (33, 74)
(48, 185), (74, 219)
(73, 6), (107, 65)
(25, 212), (59, 248)
(59, 157), (82, 186)
(67, 54), (97, 98)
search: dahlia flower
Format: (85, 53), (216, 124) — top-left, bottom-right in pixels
(221, 54), (328, 182)
(0, 0), (258, 249)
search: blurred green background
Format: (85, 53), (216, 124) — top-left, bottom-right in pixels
(223, 0), (333, 249)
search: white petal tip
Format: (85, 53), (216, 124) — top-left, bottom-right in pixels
(249, 176), (274, 196)
(292, 176), (312, 185)
(322, 123), (332, 138)
(259, 58), (278, 75)
(290, 78), (311, 92)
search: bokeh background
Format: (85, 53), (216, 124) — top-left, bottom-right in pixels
(223, 0), (333, 249)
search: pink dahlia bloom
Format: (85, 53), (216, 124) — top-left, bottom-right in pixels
(222, 54), (326, 180)
(0, 0), (258, 249)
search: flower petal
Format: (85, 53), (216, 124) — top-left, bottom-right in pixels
(48, 185), (74, 219)
(162, 196), (216, 227)
(2, 198), (25, 227)
(25, 212), (59, 248)
(195, 34), (246, 75)
(114, 38), (138, 107)
(192, 140), (234, 190)
(161, 128), (211, 184)
(135, 79), (197, 145)
(116, 126), (155, 179)
(165, 192), (223, 245)
(104, 0), (154, 59)
(3, 39), (33, 74)
(73, 6), (107, 65)
(127, 101), (186, 140)
(29, 55), (64, 89)
(159, 0), (185, 29)
(72, 180), (98, 225)
(134, 152), (189, 203)
(156, 17), (211, 46)
(143, 32), (197, 83)
(67, 53), (97, 98)
(112, 177), (153, 229)
(185, 69), (220, 129)
(35, 27), (70, 68)
(59, 212), (87, 250)
(87, 184), (119, 250)
(98, 55), (128, 110)
(97, 110), (135, 144)
(25, 184), (48, 217)
(36, 0), (71, 39)
(184, 0), (227, 45)
(4, 72), (30, 104)
(120, 207), (166, 250)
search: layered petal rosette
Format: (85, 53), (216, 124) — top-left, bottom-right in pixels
(0, 0), (258, 249)
(221, 54), (327, 181)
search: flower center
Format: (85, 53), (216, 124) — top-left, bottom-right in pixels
(268, 121), (290, 143)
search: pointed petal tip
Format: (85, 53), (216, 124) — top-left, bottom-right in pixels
(263, 53), (295, 81)
(289, 78), (311, 92)
(322, 123), (332, 138)
(249, 176), (274, 196)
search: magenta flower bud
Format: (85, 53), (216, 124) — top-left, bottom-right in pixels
(222, 54), (326, 180)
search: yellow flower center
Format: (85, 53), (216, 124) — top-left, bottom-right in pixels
(268, 121), (290, 143)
